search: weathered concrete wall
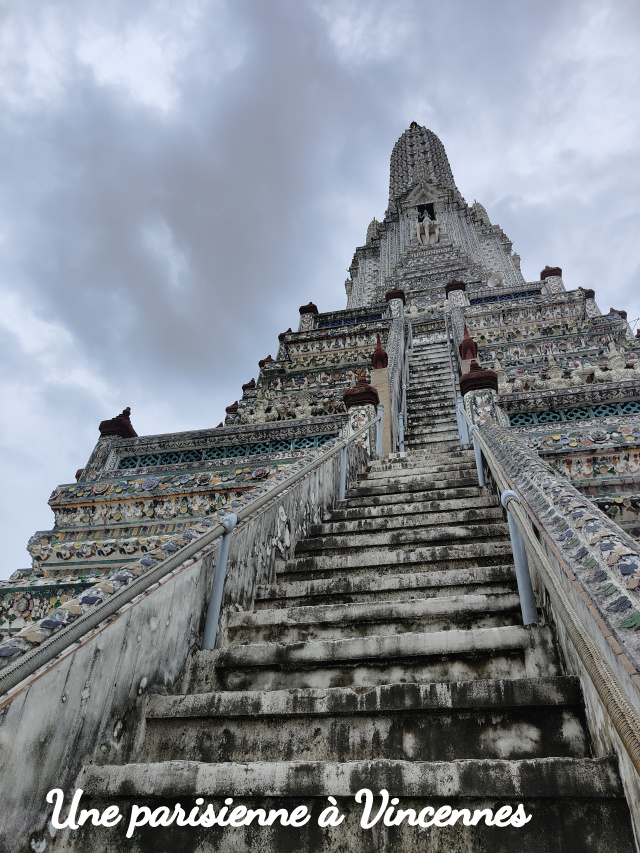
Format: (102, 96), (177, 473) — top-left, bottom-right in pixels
(528, 539), (640, 844)
(0, 442), (367, 853)
(483, 472), (640, 844)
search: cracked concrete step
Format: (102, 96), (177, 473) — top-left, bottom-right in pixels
(143, 677), (589, 764)
(406, 413), (457, 424)
(407, 430), (460, 440)
(407, 423), (459, 435)
(59, 763), (636, 853)
(366, 456), (475, 471)
(366, 458), (475, 475)
(407, 398), (455, 409)
(361, 463), (476, 481)
(406, 421), (459, 433)
(325, 494), (498, 522)
(78, 756), (623, 799)
(406, 413), (457, 423)
(313, 507), (504, 535)
(294, 523), (510, 556)
(279, 540), (515, 581)
(384, 448), (467, 461)
(407, 382), (455, 391)
(340, 485), (485, 508)
(254, 564), (518, 609)
(189, 625), (559, 692)
(407, 438), (461, 450)
(73, 756), (633, 853)
(346, 476), (481, 498)
(226, 592), (522, 644)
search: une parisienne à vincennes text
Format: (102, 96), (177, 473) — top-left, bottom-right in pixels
(47, 788), (532, 838)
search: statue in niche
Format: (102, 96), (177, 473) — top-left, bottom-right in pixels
(414, 210), (440, 245)
(294, 393), (313, 420)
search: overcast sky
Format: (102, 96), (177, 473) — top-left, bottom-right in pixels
(0, 0), (638, 578)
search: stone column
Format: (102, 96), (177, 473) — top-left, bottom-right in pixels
(343, 377), (380, 454)
(540, 265), (565, 295)
(384, 288), (406, 451)
(298, 302), (318, 333)
(460, 361), (509, 427)
(370, 334), (393, 455)
(444, 280), (468, 346)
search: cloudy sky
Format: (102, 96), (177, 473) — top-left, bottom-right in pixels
(0, 0), (638, 577)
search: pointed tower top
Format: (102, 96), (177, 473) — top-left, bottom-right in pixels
(388, 124), (457, 212)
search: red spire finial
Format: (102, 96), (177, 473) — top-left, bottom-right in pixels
(459, 325), (478, 361)
(371, 333), (389, 369)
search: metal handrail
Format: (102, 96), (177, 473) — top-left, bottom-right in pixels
(0, 414), (381, 698)
(460, 407), (640, 778)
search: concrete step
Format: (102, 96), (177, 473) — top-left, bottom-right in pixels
(407, 422), (459, 434)
(227, 592), (522, 643)
(294, 523), (510, 556)
(254, 564), (518, 609)
(354, 469), (481, 488)
(406, 436), (460, 448)
(313, 507), (504, 535)
(72, 757), (634, 853)
(405, 418), (458, 430)
(279, 540), (515, 581)
(407, 394), (455, 405)
(346, 476), (481, 498)
(406, 407), (456, 417)
(367, 455), (475, 473)
(325, 494), (498, 521)
(143, 676), (589, 764)
(189, 625), (559, 692)
(342, 484), (485, 507)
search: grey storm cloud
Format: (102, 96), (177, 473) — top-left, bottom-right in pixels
(0, 0), (639, 576)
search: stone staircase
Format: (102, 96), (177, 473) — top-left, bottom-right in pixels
(61, 443), (636, 851)
(405, 338), (460, 452)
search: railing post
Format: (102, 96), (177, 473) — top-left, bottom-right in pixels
(500, 490), (539, 627)
(398, 412), (405, 452)
(376, 404), (384, 456)
(202, 512), (238, 650)
(402, 383), (408, 426)
(456, 395), (469, 446)
(408, 320), (413, 350)
(338, 438), (349, 500)
(469, 426), (485, 487)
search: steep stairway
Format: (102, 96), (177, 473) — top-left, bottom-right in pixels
(61, 448), (635, 852)
(405, 337), (460, 452)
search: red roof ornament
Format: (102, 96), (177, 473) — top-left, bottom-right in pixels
(459, 325), (478, 361)
(343, 376), (380, 410)
(242, 378), (256, 391)
(278, 328), (293, 342)
(225, 401), (239, 415)
(258, 355), (274, 369)
(299, 302), (318, 315)
(98, 407), (138, 438)
(608, 308), (628, 320)
(540, 266), (562, 280)
(371, 334), (389, 369)
(459, 360), (498, 396)
(385, 288), (406, 304)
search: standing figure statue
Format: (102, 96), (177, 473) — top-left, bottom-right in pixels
(414, 211), (440, 245)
